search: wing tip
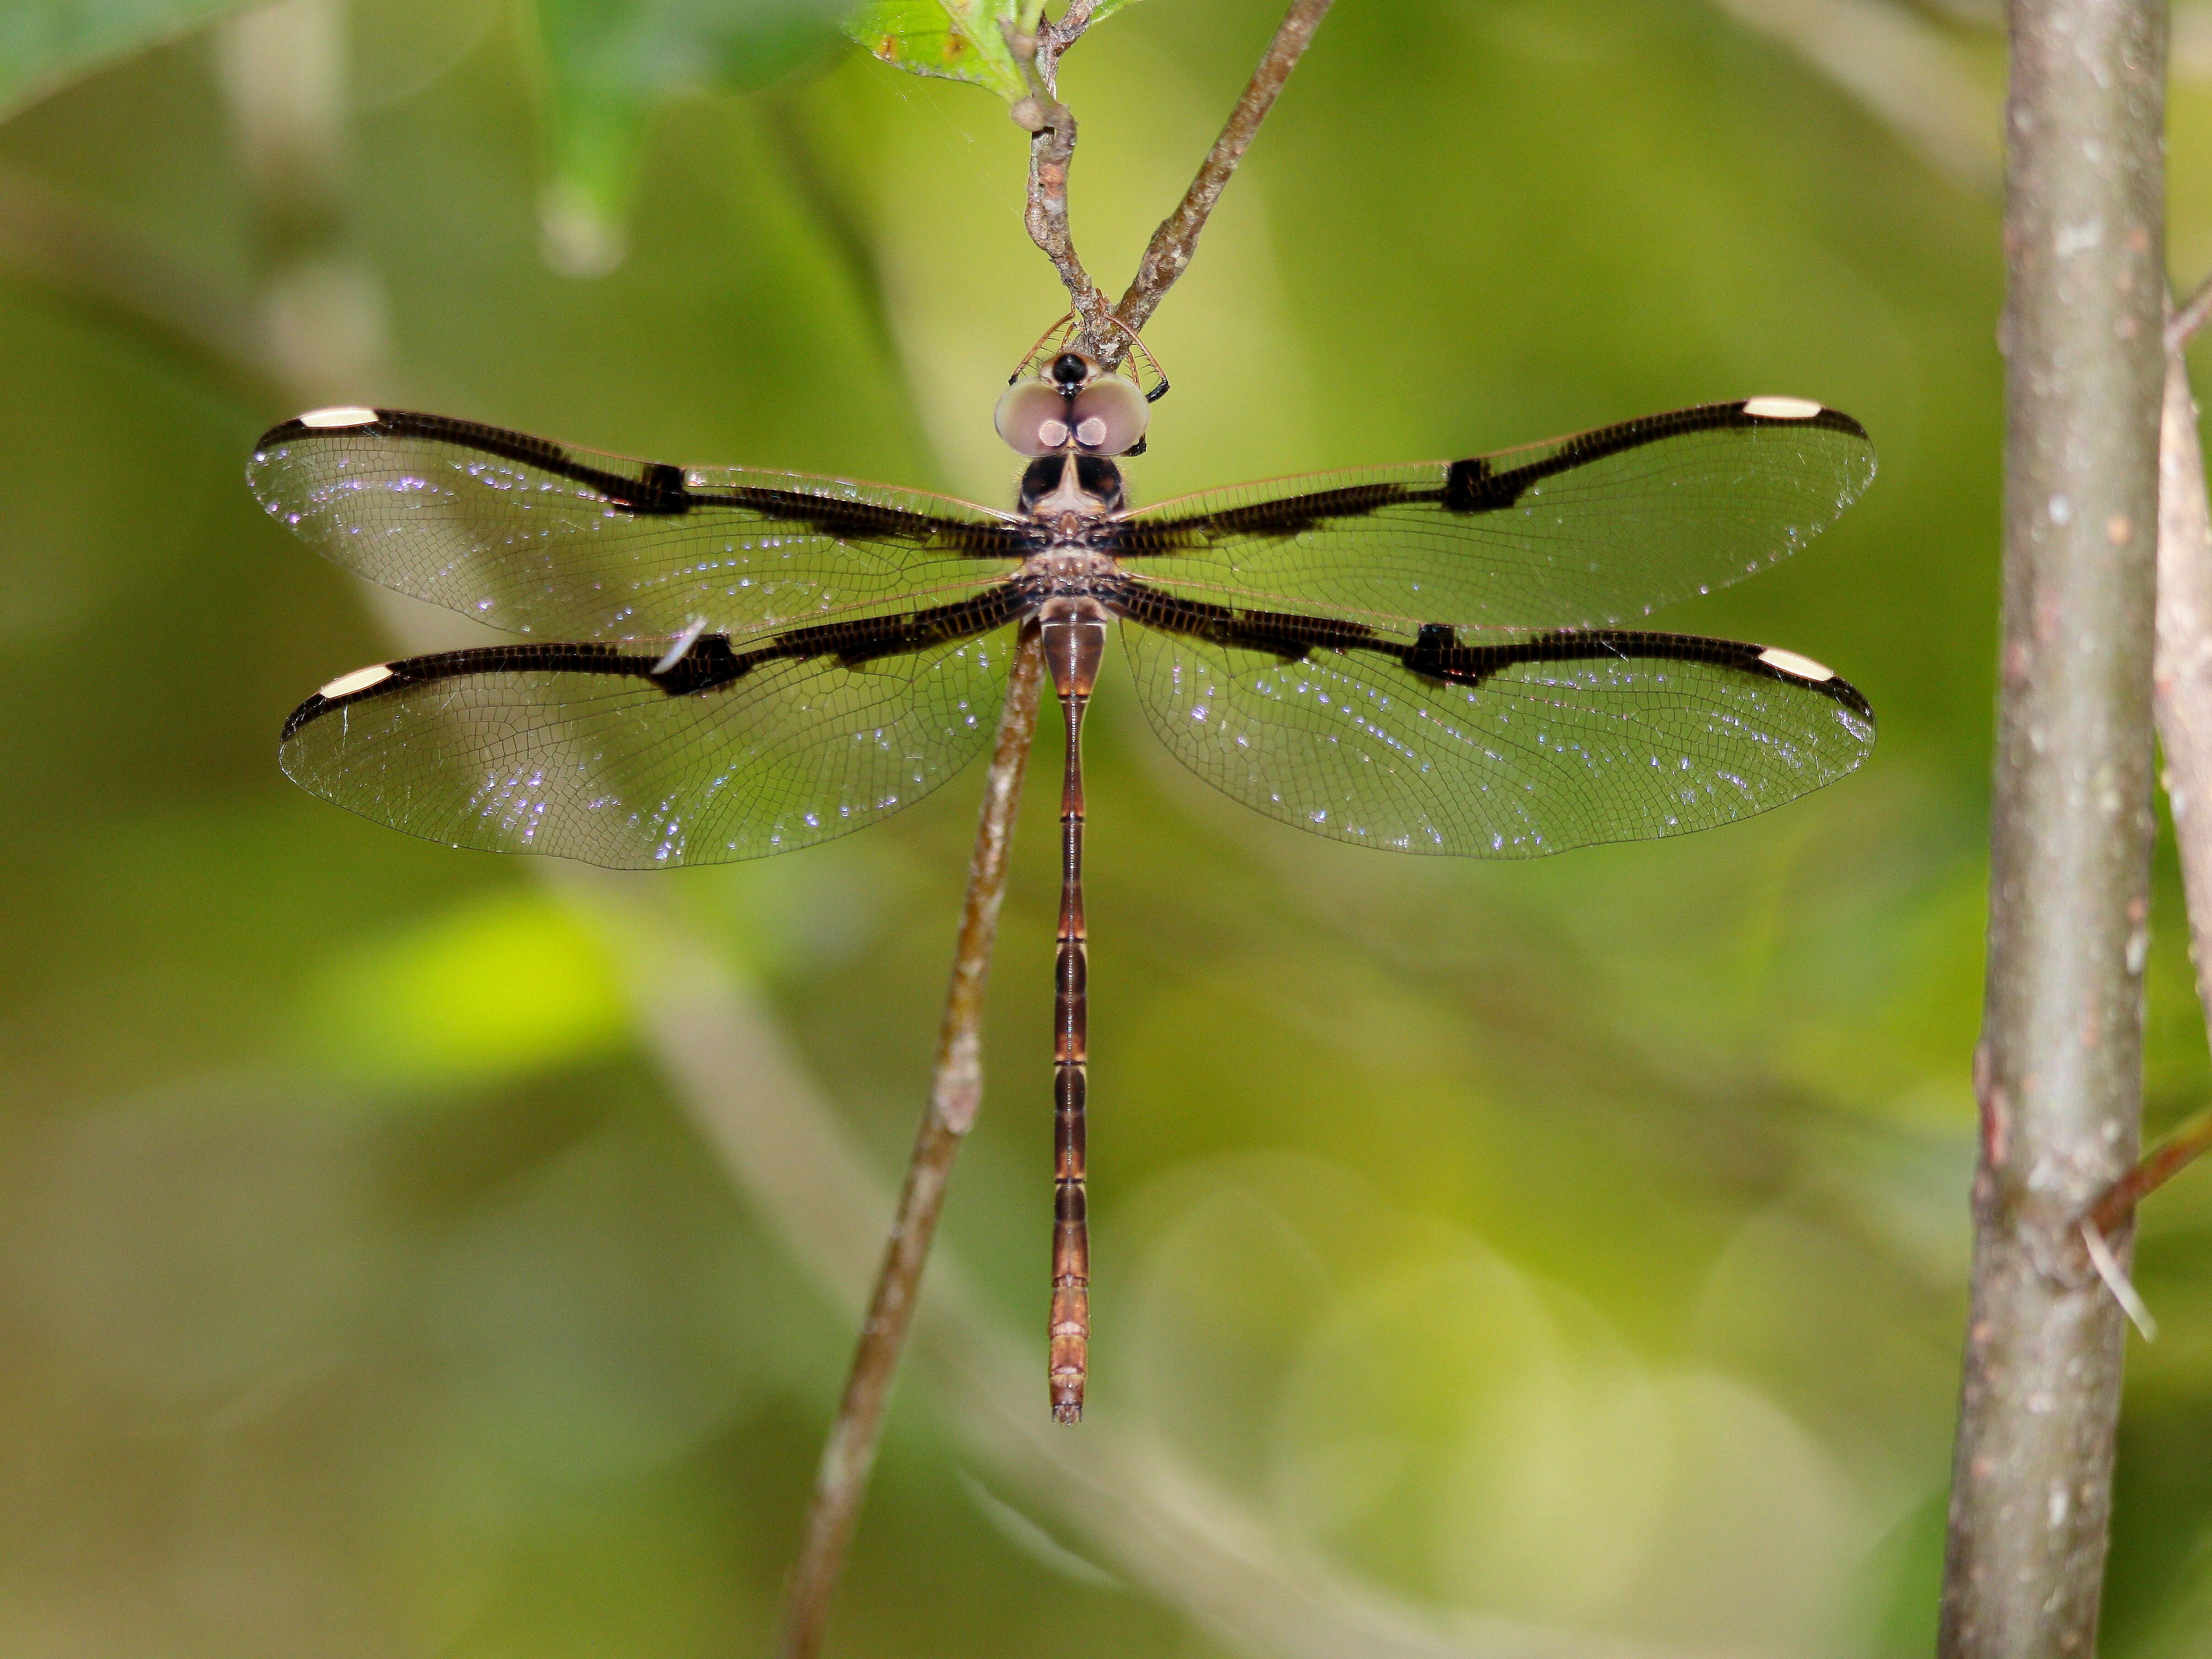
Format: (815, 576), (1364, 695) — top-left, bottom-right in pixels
(1752, 644), (1876, 727)
(279, 692), (330, 743)
(256, 406), (392, 452)
(1733, 397), (1870, 444)
(281, 661), (400, 741)
(1833, 676), (1877, 728)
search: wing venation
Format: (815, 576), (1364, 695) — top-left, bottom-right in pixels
(250, 409), (1031, 644)
(1117, 578), (1874, 857)
(280, 589), (1028, 866)
(1112, 399), (1875, 634)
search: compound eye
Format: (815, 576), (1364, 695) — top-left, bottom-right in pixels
(995, 379), (1073, 456)
(1068, 375), (1148, 455)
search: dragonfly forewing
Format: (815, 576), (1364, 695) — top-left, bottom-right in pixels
(1114, 399), (1875, 635)
(249, 409), (1030, 645)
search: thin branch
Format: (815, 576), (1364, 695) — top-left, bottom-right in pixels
(2058, 292), (2212, 1331)
(1938, 1), (2165, 1654)
(1003, 0), (1334, 365)
(1106, 0), (1334, 354)
(2171, 272), (2212, 350)
(2079, 282), (2212, 1296)
(773, 630), (1047, 1659)
(2085, 1103), (2212, 1237)
(1005, 20), (1111, 342)
(1034, 0), (1097, 90)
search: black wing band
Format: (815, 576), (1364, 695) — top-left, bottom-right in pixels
(1111, 583), (1871, 715)
(1398, 623), (1876, 716)
(258, 410), (699, 515)
(1109, 582), (1388, 656)
(1438, 402), (1868, 514)
(1109, 400), (1871, 551)
(284, 584), (1031, 739)
(256, 408), (1035, 555)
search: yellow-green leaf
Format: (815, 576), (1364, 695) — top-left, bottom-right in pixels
(843, 0), (1146, 102)
(843, 0), (1023, 98)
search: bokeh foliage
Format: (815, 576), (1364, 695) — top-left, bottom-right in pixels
(5, 0), (2212, 1655)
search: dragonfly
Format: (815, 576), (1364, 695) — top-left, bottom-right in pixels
(253, 355), (1876, 1424)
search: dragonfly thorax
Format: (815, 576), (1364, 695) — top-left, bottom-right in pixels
(1019, 452), (1125, 521)
(1022, 548), (1122, 589)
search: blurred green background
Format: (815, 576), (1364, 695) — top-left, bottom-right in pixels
(6, 0), (2212, 1654)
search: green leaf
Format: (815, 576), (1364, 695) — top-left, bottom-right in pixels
(0, 0), (257, 121)
(842, 0), (1025, 99)
(532, 0), (849, 274)
(843, 0), (1145, 102)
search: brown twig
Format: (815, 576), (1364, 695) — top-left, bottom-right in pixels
(1005, 18), (1111, 343)
(1006, 0), (1335, 366)
(1034, 0), (1096, 89)
(2086, 1104), (2212, 1239)
(2171, 271), (2212, 351)
(773, 630), (1047, 1659)
(1106, 0), (1335, 355)
(1937, 2), (2165, 1654)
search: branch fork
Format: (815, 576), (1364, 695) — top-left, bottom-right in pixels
(1006, 0), (1335, 367)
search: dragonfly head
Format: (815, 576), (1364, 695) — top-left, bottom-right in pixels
(995, 351), (1149, 459)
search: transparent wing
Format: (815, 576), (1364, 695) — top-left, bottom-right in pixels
(250, 409), (1030, 644)
(279, 612), (1020, 868)
(1117, 598), (1875, 858)
(1114, 401), (1874, 634)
